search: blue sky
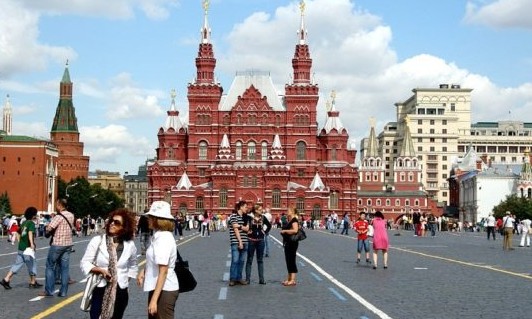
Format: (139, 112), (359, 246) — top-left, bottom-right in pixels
(1, 0), (531, 175)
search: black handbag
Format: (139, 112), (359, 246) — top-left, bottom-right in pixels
(174, 249), (197, 293)
(290, 228), (307, 242)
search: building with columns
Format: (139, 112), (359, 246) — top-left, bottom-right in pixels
(148, 3), (358, 220)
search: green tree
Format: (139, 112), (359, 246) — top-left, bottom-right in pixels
(0, 191), (13, 216)
(58, 177), (125, 219)
(492, 194), (532, 220)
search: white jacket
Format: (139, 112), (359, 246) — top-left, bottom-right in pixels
(80, 235), (138, 289)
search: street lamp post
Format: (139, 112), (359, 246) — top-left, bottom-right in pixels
(66, 182), (78, 197)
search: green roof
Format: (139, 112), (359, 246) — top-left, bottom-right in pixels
(61, 66), (71, 83)
(51, 99), (79, 132)
(0, 135), (49, 142)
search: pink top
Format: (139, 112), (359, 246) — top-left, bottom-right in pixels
(372, 217), (389, 250)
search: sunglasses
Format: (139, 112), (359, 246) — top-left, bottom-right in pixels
(110, 219), (123, 227)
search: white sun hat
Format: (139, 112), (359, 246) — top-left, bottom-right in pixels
(146, 201), (173, 220)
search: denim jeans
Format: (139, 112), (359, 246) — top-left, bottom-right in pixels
(230, 243), (248, 281)
(10, 251), (36, 276)
(45, 245), (72, 296)
(264, 233), (270, 256)
(245, 239), (265, 282)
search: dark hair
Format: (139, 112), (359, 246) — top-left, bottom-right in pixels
(106, 208), (135, 241)
(24, 207), (38, 220)
(374, 211), (384, 219)
(235, 200), (247, 211)
(56, 198), (68, 209)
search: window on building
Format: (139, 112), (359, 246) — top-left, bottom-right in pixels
(405, 199), (410, 206)
(199, 141), (208, 160)
(296, 197), (305, 213)
(442, 173), (447, 178)
(442, 129), (447, 134)
(367, 199), (372, 206)
(400, 173), (405, 181)
(418, 146), (423, 152)
(386, 199), (391, 206)
(442, 138), (447, 143)
(376, 199), (381, 206)
(198, 168), (205, 177)
(430, 129), (435, 134)
(430, 138), (435, 143)
(243, 176), (249, 187)
(366, 173), (371, 181)
(296, 141), (306, 160)
(430, 120), (435, 125)
(223, 115), (230, 125)
(414, 200), (419, 206)
(430, 147), (435, 152)
(418, 138), (423, 143)
(219, 188), (227, 208)
(442, 120), (447, 125)
(297, 169), (305, 177)
(418, 129), (422, 134)
(329, 191), (339, 209)
(408, 172), (414, 181)
(272, 188), (281, 208)
(373, 172), (378, 181)
(275, 115), (281, 127)
(418, 119), (423, 125)
(331, 145), (337, 161)
(312, 204), (322, 219)
(395, 199), (400, 206)
(442, 146), (447, 152)
(450, 103), (455, 111)
(195, 196), (204, 213)
(251, 175), (257, 187)
(236, 142), (242, 160)
(262, 142), (268, 160)
(358, 199), (362, 206)
(247, 141), (256, 160)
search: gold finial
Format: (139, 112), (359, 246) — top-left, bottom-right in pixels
(66, 59), (69, 66)
(171, 89), (177, 100)
(369, 117), (376, 128)
(299, 0), (306, 14)
(202, 0), (209, 12)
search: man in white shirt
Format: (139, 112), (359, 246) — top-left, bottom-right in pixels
(519, 218), (531, 247)
(486, 213), (496, 240)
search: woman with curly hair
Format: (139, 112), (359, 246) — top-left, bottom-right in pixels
(80, 209), (138, 319)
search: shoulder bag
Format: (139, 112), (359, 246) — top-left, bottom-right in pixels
(290, 226), (307, 242)
(175, 248), (197, 293)
(80, 236), (104, 312)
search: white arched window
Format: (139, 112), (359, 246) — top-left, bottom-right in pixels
(199, 141), (207, 160)
(236, 141), (242, 160)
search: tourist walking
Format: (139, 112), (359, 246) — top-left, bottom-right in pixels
(354, 212), (371, 265)
(245, 203), (271, 284)
(228, 201), (249, 286)
(502, 211), (515, 250)
(341, 212), (350, 235)
(137, 211), (151, 255)
(371, 211), (389, 269)
(486, 213), (496, 240)
(39, 198), (75, 297)
(1, 207), (42, 290)
(137, 201), (179, 319)
(280, 207), (299, 286)
(519, 217), (531, 247)
(80, 209), (138, 319)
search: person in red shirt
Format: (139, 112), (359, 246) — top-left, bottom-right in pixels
(354, 212), (371, 264)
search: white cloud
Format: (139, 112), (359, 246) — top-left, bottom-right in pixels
(12, 121), (49, 138)
(80, 124), (153, 164)
(219, 0), (532, 146)
(0, 1), (76, 79)
(464, 0), (532, 28)
(106, 73), (165, 120)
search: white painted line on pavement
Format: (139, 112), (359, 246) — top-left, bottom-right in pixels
(271, 236), (393, 319)
(225, 260), (231, 267)
(218, 287), (227, 300)
(329, 287), (347, 301)
(298, 261), (306, 267)
(223, 272), (229, 281)
(414, 267), (428, 270)
(29, 289), (60, 301)
(310, 272), (322, 281)
(214, 315), (224, 319)
(227, 254), (231, 258)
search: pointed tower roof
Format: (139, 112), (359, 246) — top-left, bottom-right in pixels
(201, 0), (211, 44)
(309, 172), (326, 191)
(3, 94), (13, 135)
(297, 0), (307, 45)
(176, 172), (193, 190)
(399, 117), (416, 157)
(216, 134), (234, 160)
(458, 143), (478, 171)
(51, 62), (78, 133)
(365, 117), (379, 158)
(291, 0), (312, 85)
(269, 134), (286, 160)
(322, 91), (346, 134)
(164, 89), (185, 132)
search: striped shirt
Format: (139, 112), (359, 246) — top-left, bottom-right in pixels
(228, 213), (248, 245)
(47, 210), (75, 246)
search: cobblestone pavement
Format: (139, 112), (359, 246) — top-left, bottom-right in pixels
(1, 228), (531, 319)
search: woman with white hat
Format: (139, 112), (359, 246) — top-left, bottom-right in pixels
(137, 201), (178, 319)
